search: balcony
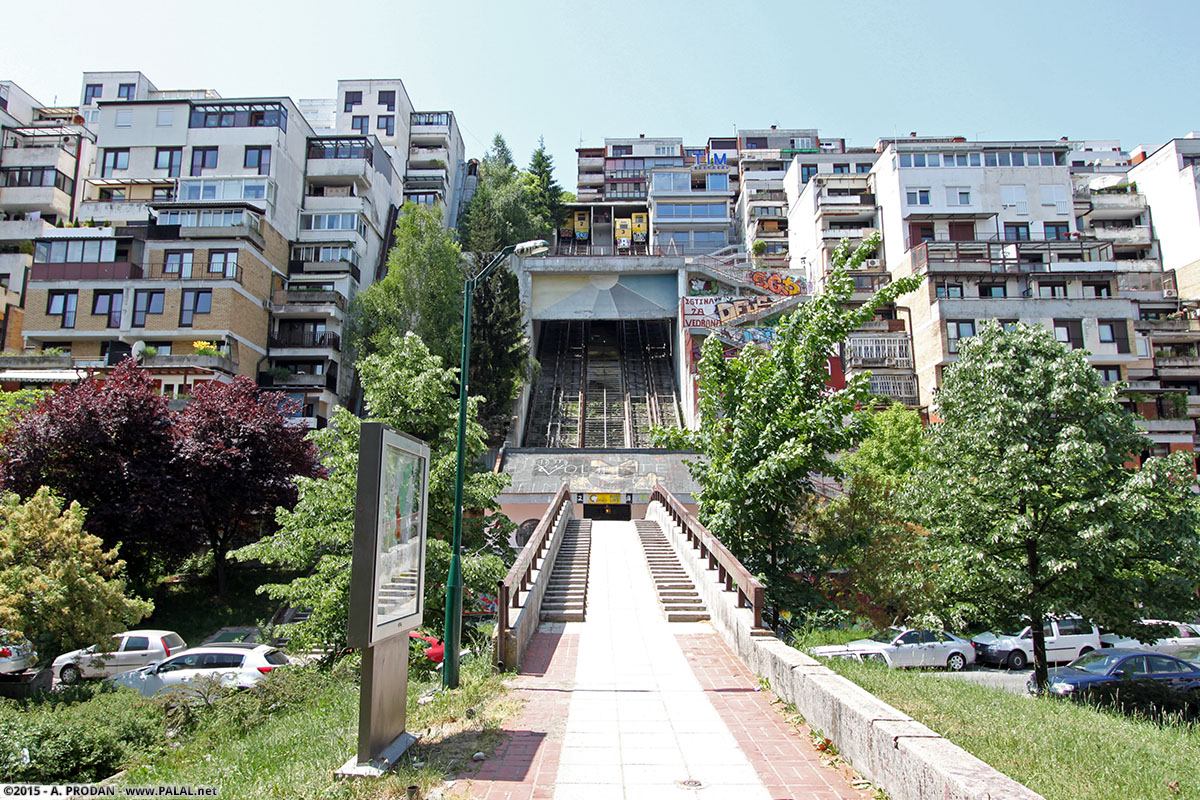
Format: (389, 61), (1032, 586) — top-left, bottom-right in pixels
(0, 185), (71, 217)
(271, 289), (347, 310)
(409, 112), (452, 143)
(30, 261), (141, 281)
(1139, 417), (1195, 434)
(818, 193), (874, 209)
(404, 169), (447, 192)
(287, 258), (361, 281)
(408, 146), (448, 168)
(868, 373), (919, 405)
(0, 144), (76, 172)
(269, 330), (341, 350)
(1135, 318), (1200, 333)
(1156, 355), (1200, 369)
(0, 218), (52, 241)
(578, 156), (604, 171)
(142, 261), (244, 284)
(913, 240), (1117, 275)
(307, 158), (372, 188)
(1082, 226), (1152, 246)
(78, 200), (157, 224)
(141, 354), (238, 374)
(823, 227), (878, 240)
(844, 336), (913, 369)
(1085, 192), (1147, 219)
(0, 354), (72, 369)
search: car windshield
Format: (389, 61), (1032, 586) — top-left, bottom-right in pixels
(869, 628), (902, 643)
(1070, 652), (1123, 674)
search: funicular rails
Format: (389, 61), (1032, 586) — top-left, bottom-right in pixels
(581, 325), (626, 448)
(526, 321), (586, 448)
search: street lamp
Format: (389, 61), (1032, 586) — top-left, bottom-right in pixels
(443, 238), (549, 689)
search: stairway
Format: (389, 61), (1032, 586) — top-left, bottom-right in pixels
(540, 520), (593, 622)
(635, 520), (709, 622)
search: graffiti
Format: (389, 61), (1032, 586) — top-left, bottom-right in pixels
(682, 296), (726, 329)
(723, 328), (776, 346)
(689, 278), (719, 296)
(501, 451), (699, 495)
(748, 271), (806, 296)
(716, 296), (776, 323)
(683, 295), (785, 328)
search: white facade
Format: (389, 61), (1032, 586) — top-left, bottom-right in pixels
(1129, 136), (1200, 278)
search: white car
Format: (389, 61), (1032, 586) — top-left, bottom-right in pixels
(810, 627), (976, 671)
(0, 630), (37, 674)
(52, 629), (186, 684)
(106, 643), (290, 698)
(1100, 620), (1200, 655)
(972, 617), (1101, 669)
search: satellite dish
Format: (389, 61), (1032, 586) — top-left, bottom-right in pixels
(72, 115), (85, 125)
(131, 341), (146, 361)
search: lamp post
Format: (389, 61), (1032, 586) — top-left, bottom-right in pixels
(443, 238), (549, 689)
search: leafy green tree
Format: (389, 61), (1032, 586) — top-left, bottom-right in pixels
(348, 202), (465, 365)
(235, 333), (511, 653)
(0, 388), (46, 442)
(0, 487), (152, 660)
(907, 321), (1200, 690)
(525, 137), (564, 235)
(654, 235), (922, 627)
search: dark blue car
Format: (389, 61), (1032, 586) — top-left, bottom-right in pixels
(1029, 648), (1200, 695)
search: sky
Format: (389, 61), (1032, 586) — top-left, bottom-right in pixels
(3, 0), (1198, 187)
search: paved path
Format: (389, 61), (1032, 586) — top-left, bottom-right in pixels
(463, 520), (868, 800)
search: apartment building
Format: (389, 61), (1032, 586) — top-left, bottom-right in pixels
(1128, 135), (1200, 298)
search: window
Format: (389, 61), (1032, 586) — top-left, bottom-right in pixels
(377, 90), (395, 111)
(1096, 366), (1121, 383)
(84, 84), (102, 104)
(935, 281), (963, 298)
(1086, 282), (1112, 298)
(115, 83), (134, 100)
(377, 115), (394, 136)
(115, 109), (132, 128)
(800, 164), (818, 183)
(611, 145), (632, 156)
(1040, 184), (1069, 211)
(351, 115), (368, 134)
(1039, 282), (1067, 298)
(1004, 223), (1030, 241)
(1098, 322), (1116, 343)
(856, 163), (872, 173)
(101, 149), (129, 177)
(35, 239), (116, 263)
(208, 250), (238, 277)
(190, 147), (218, 176)
(833, 164), (849, 174)
(344, 91), (362, 112)
(299, 212), (365, 236)
(132, 290), (164, 327)
(1000, 184), (1028, 212)
(200, 653), (245, 669)
(47, 291), (77, 328)
(906, 188), (931, 205)
(163, 250), (193, 276)
(188, 104), (287, 131)
(92, 291), (122, 328)
(156, 108), (174, 127)
(244, 146), (271, 175)
(654, 145), (674, 155)
(155, 148), (182, 177)
(946, 187), (971, 205)
(179, 290), (212, 326)
(1053, 319), (1083, 348)
(1044, 222), (1070, 241)
(999, 319), (1019, 332)
(158, 208), (259, 230)
(151, 187), (171, 200)
(706, 173), (728, 191)
(1099, 318), (1130, 353)
(947, 320), (975, 353)
(980, 283), (1007, 298)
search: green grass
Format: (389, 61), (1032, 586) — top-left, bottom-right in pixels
(824, 659), (1200, 800)
(141, 565), (298, 646)
(118, 655), (511, 799)
(789, 625), (876, 651)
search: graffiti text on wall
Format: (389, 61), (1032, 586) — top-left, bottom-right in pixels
(748, 271), (806, 296)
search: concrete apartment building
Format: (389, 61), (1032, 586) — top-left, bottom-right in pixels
(0, 70), (467, 427)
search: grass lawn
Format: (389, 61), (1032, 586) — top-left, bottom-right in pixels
(118, 655), (512, 799)
(822, 658), (1200, 800)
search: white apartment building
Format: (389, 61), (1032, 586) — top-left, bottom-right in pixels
(1129, 135), (1200, 297)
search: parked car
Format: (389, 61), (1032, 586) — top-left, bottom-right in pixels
(1174, 644), (1200, 666)
(106, 643), (290, 698)
(973, 618), (1101, 669)
(0, 630), (37, 675)
(1028, 649), (1200, 696)
(52, 629), (186, 684)
(810, 627), (976, 671)
(1100, 620), (1200, 655)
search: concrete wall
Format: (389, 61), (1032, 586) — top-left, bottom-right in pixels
(498, 501), (573, 670)
(644, 501), (1045, 800)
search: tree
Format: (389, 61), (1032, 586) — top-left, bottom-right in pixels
(0, 360), (182, 590)
(0, 388), (47, 442)
(174, 377), (322, 596)
(525, 137), (564, 236)
(907, 321), (1200, 690)
(235, 333), (512, 653)
(0, 487), (152, 660)
(654, 235), (922, 627)
(348, 202), (466, 365)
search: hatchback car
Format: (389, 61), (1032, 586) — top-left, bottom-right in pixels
(1100, 620), (1200, 655)
(52, 630), (186, 684)
(0, 630), (37, 675)
(810, 627), (976, 670)
(1029, 649), (1200, 696)
(973, 617), (1101, 669)
(106, 643), (289, 698)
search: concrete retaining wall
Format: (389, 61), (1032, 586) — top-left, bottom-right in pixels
(645, 501), (1045, 800)
(500, 503), (574, 670)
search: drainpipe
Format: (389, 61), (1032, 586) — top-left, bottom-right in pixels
(68, 132), (83, 222)
(898, 304), (920, 406)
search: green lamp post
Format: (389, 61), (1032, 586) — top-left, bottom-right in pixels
(443, 237), (549, 689)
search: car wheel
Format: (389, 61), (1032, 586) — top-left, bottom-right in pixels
(1079, 647), (1093, 658)
(1007, 650), (1028, 670)
(946, 652), (967, 672)
(59, 664), (81, 685)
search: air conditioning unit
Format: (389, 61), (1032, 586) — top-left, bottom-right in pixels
(864, 258), (882, 268)
(1164, 289), (1178, 298)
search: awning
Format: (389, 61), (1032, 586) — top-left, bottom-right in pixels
(0, 369), (89, 383)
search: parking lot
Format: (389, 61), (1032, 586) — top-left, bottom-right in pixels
(923, 664), (1033, 694)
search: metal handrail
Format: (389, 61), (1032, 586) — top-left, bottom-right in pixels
(649, 485), (765, 629)
(496, 483), (572, 662)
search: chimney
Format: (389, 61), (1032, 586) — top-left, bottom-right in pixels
(770, 125), (776, 130)
(639, 133), (644, 139)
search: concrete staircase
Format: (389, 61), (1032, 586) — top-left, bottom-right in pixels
(635, 520), (709, 622)
(540, 520), (593, 622)
(377, 574), (419, 616)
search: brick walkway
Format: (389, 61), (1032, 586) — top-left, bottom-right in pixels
(461, 521), (869, 800)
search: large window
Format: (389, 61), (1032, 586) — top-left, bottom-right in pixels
(188, 103), (287, 131)
(351, 116), (368, 134)
(979, 283), (1007, 298)
(244, 146), (271, 176)
(190, 147), (218, 176)
(935, 281), (964, 299)
(1039, 282), (1067, 298)
(299, 212), (366, 236)
(118, 83), (135, 100)
(905, 188), (931, 205)
(706, 173), (728, 191)
(92, 290), (122, 328)
(655, 203), (726, 219)
(208, 250), (238, 277)
(155, 148), (182, 177)
(179, 290), (212, 327)
(1, 167), (74, 194)
(947, 320), (975, 353)
(800, 164), (818, 183)
(84, 84), (102, 104)
(132, 290), (164, 328)
(157, 208), (260, 231)
(344, 91), (362, 112)
(377, 90), (395, 111)
(377, 115), (394, 136)
(178, 177), (271, 202)
(1053, 319), (1083, 349)
(1044, 222), (1070, 241)
(1099, 318), (1130, 353)
(163, 250), (194, 276)
(47, 291), (77, 328)
(290, 244), (360, 265)
(1005, 223), (1031, 241)
(101, 149), (129, 177)
(652, 172), (691, 192)
(34, 239), (117, 263)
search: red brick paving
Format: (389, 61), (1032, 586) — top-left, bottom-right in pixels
(462, 632), (577, 799)
(676, 633), (872, 800)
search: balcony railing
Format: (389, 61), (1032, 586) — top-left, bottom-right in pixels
(913, 240), (1116, 273)
(272, 289), (347, 309)
(142, 261), (244, 284)
(269, 330), (341, 350)
(868, 373), (919, 404)
(845, 336), (913, 368)
(30, 261), (141, 281)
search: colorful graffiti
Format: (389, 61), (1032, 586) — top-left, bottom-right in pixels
(748, 271), (807, 296)
(689, 278), (719, 296)
(682, 295), (785, 328)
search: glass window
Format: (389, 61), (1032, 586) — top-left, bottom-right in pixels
(351, 116), (368, 134)
(344, 91), (362, 112)
(155, 148), (182, 177)
(122, 635), (148, 651)
(856, 163), (872, 173)
(84, 84), (102, 104)
(1040, 283), (1067, 298)
(92, 291), (122, 327)
(180, 290), (212, 326)
(1004, 223), (1030, 241)
(163, 250), (193, 276)
(132, 290), (164, 327)
(899, 153), (912, 168)
(378, 90), (395, 111)
(190, 147), (218, 176)
(1045, 222), (1069, 241)
(377, 115), (394, 136)
(980, 284), (1007, 298)
(906, 188), (930, 205)
(48, 291), (77, 328)
(947, 320), (975, 353)
(800, 164), (818, 182)
(1099, 323), (1116, 343)
(1011, 152), (1025, 167)
(208, 250), (238, 277)
(101, 149), (129, 177)
(935, 282), (963, 298)
(117, 83), (135, 100)
(706, 172), (728, 191)
(833, 164), (849, 174)
(244, 146), (271, 176)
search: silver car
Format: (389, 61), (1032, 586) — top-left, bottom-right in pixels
(810, 627), (976, 671)
(52, 629), (186, 684)
(0, 630), (37, 674)
(107, 643), (290, 698)
(1100, 620), (1200, 656)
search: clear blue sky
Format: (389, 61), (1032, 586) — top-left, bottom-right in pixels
(3, 0), (1197, 186)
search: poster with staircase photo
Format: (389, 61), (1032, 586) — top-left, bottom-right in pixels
(374, 444), (423, 628)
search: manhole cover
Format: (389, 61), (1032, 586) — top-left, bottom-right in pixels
(679, 779), (703, 788)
